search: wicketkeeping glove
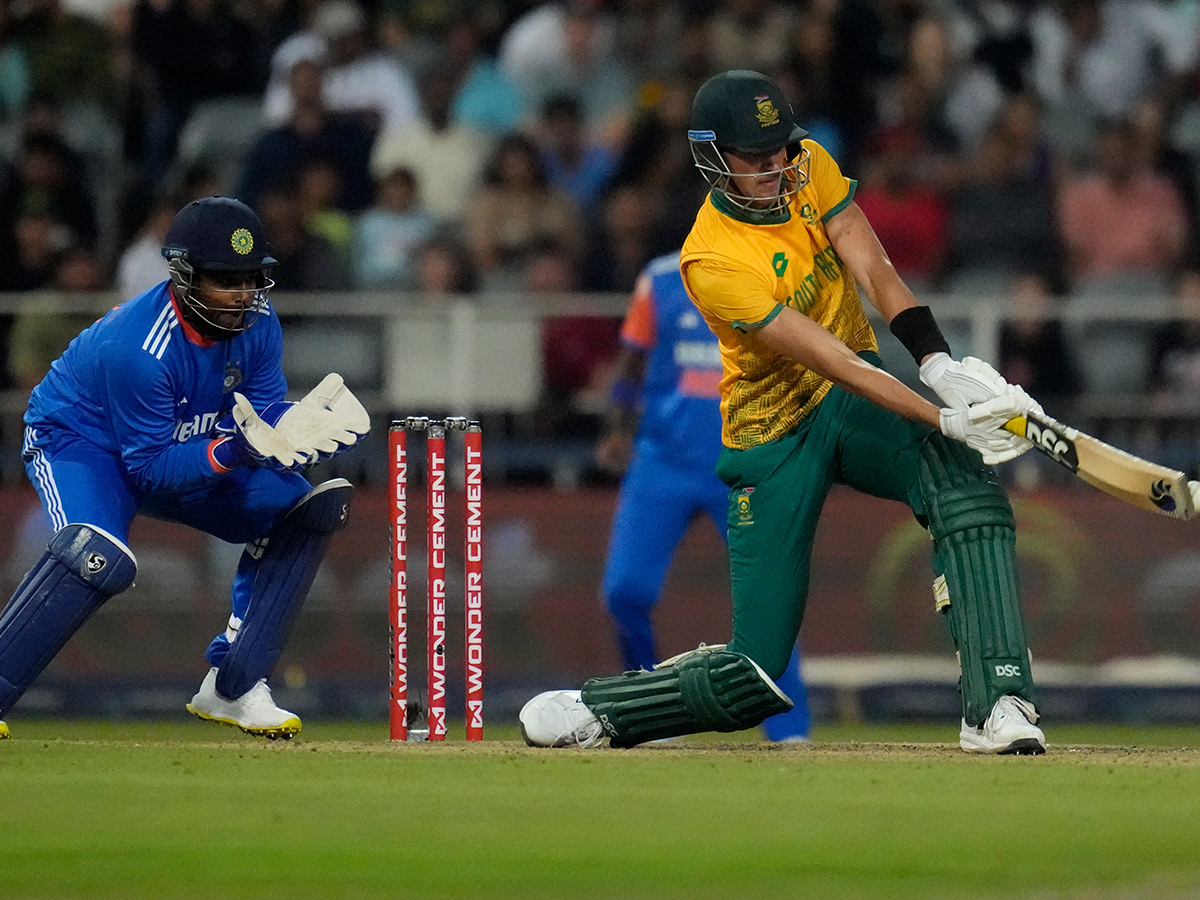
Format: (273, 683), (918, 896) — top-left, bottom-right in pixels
(261, 373), (372, 463)
(939, 391), (1033, 466)
(210, 392), (312, 471)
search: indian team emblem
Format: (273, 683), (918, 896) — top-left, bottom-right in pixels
(736, 487), (755, 525)
(223, 364), (243, 392)
(754, 94), (780, 128)
(231, 228), (254, 255)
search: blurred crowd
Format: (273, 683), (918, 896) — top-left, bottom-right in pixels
(2, 0), (1200, 461)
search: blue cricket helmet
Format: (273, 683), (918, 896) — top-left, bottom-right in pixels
(161, 196), (278, 271)
(161, 197), (277, 339)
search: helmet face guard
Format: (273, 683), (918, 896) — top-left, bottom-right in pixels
(688, 69), (811, 214)
(161, 196), (278, 341)
(166, 257), (275, 338)
(688, 132), (811, 214)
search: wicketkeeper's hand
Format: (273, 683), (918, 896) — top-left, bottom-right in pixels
(262, 373), (372, 463)
(939, 391), (1035, 466)
(211, 393), (312, 471)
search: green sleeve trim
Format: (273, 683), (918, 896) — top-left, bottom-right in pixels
(820, 179), (857, 223)
(732, 303), (783, 332)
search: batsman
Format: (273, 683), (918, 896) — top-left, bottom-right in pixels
(0, 197), (370, 741)
(522, 70), (1047, 754)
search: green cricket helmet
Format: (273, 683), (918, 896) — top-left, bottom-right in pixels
(687, 70), (810, 212)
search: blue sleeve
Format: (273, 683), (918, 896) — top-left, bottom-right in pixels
(99, 341), (222, 493)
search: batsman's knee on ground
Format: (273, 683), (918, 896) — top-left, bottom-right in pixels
(581, 644), (793, 748)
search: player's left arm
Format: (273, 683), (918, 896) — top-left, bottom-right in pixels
(826, 201), (1031, 422)
(824, 201), (920, 328)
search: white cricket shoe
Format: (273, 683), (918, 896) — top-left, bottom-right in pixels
(0, 720), (9, 740)
(960, 694), (1045, 755)
(186, 667), (301, 740)
(520, 690), (605, 748)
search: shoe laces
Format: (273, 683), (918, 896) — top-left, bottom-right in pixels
(555, 711), (604, 749)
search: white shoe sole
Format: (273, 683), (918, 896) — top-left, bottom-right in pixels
(960, 734), (1045, 755)
(186, 702), (301, 740)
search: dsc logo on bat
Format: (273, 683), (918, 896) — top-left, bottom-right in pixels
(1023, 415), (1079, 473)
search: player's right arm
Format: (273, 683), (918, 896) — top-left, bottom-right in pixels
(99, 341), (259, 492)
(686, 260), (1025, 461)
(756, 304), (940, 428)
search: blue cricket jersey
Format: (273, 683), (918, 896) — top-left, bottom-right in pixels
(621, 252), (724, 470)
(26, 281), (287, 494)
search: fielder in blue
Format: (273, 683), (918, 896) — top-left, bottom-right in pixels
(596, 252), (811, 741)
(0, 197), (370, 741)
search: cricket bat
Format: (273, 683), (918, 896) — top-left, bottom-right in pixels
(1004, 411), (1196, 520)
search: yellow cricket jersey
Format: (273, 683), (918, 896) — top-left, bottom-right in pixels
(680, 139), (878, 449)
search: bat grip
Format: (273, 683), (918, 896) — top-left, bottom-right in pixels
(1003, 417), (1027, 437)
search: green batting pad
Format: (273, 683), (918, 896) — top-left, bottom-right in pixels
(918, 436), (1035, 726)
(581, 646), (793, 748)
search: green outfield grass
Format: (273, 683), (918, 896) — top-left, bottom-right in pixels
(3, 720), (1200, 900)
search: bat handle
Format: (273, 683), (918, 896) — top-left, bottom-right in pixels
(1003, 416), (1027, 438)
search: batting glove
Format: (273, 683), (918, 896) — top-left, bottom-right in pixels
(921, 353), (1011, 409)
(939, 392), (1033, 466)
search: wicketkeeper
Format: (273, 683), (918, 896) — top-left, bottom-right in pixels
(521, 70), (1047, 755)
(0, 197), (370, 741)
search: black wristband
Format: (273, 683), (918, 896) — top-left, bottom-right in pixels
(888, 305), (951, 364)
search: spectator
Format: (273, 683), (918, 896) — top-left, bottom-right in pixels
(997, 272), (1081, 409)
(499, 0), (636, 144)
(772, 59), (844, 164)
(530, 238), (621, 438)
(1149, 266), (1200, 401)
(854, 126), (950, 290)
(610, 0), (687, 83)
(371, 64), (492, 227)
(466, 133), (584, 288)
(945, 122), (1061, 291)
(536, 94), (618, 215)
(352, 166), (436, 290)
(1057, 117), (1188, 287)
(295, 158), (354, 260)
(1147, 265), (1200, 475)
(13, 0), (115, 110)
(0, 129), (99, 255)
(902, 13), (1005, 154)
(994, 92), (1058, 183)
(115, 196), (175, 297)
(0, 4), (31, 121)
(580, 185), (657, 293)
(256, 185), (351, 291)
(8, 246), (106, 392)
(1029, 0), (1197, 122)
(238, 56), (374, 214)
(448, 12), (526, 137)
(0, 200), (72, 292)
(1129, 93), (1199, 240)
(611, 73), (708, 253)
(131, 0), (263, 187)
(263, 0), (420, 135)
(707, 0), (796, 73)
(413, 231), (478, 297)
